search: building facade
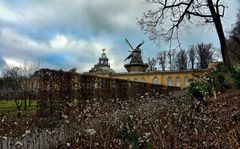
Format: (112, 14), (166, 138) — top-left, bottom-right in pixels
(109, 70), (207, 89)
(89, 48), (208, 89)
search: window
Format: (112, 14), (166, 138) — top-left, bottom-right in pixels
(176, 77), (180, 87)
(140, 78), (145, 83)
(94, 82), (98, 88)
(167, 76), (172, 86)
(152, 77), (158, 84)
(184, 77), (189, 88)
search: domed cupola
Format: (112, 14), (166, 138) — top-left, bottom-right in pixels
(89, 49), (115, 74)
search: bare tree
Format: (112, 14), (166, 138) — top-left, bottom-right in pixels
(20, 61), (38, 110)
(139, 0), (231, 69)
(230, 10), (240, 45)
(3, 62), (38, 117)
(157, 51), (167, 71)
(188, 45), (196, 69)
(148, 57), (157, 71)
(227, 10), (240, 65)
(196, 43), (214, 69)
(167, 49), (176, 70)
(3, 67), (24, 118)
(0, 75), (16, 103)
(227, 39), (240, 65)
(176, 49), (188, 70)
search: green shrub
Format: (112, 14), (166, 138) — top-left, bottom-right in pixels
(206, 63), (237, 92)
(188, 63), (232, 99)
(188, 78), (211, 101)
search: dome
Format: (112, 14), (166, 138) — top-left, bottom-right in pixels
(89, 49), (116, 74)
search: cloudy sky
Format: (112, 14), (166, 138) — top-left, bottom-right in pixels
(0, 0), (239, 73)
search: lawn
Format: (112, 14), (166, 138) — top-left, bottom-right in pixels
(0, 99), (78, 115)
(0, 99), (37, 115)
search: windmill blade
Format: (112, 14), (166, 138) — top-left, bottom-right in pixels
(125, 38), (134, 50)
(136, 40), (144, 49)
(124, 53), (132, 62)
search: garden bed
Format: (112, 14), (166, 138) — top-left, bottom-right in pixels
(0, 90), (239, 148)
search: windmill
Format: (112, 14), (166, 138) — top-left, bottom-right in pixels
(124, 38), (144, 63)
(123, 38), (149, 72)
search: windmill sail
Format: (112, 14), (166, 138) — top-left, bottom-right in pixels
(124, 53), (132, 62)
(125, 38), (134, 50)
(136, 40), (144, 49)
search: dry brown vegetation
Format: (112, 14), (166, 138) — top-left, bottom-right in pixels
(0, 89), (239, 148)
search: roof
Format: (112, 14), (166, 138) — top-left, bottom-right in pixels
(89, 65), (115, 74)
(110, 69), (208, 76)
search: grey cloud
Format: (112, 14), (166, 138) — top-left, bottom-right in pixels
(3, 0), (146, 37)
(0, 55), (6, 74)
(0, 0), (239, 74)
(81, 1), (141, 33)
(0, 27), (119, 72)
(0, 56), (6, 66)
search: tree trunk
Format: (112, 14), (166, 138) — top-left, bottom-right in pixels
(17, 107), (21, 118)
(28, 95), (32, 107)
(213, 89), (217, 99)
(24, 97), (27, 110)
(24, 90), (27, 110)
(207, 0), (232, 69)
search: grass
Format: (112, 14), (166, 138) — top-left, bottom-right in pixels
(0, 99), (77, 115)
(0, 99), (37, 115)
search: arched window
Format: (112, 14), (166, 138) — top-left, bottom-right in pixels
(94, 82), (98, 88)
(184, 77), (189, 88)
(134, 78), (138, 82)
(167, 76), (172, 86)
(152, 77), (158, 84)
(176, 77), (181, 87)
(140, 78), (145, 83)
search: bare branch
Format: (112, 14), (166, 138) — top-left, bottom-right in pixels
(139, 0), (231, 67)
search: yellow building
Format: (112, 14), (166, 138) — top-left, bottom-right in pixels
(109, 70), (207, 89)
(88, 49), (208, 89)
